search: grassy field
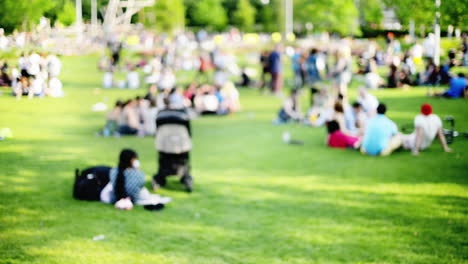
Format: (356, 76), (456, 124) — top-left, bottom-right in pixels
(0, 54), (467, 264)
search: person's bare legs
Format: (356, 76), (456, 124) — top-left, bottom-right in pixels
(380, 134), (402, 156)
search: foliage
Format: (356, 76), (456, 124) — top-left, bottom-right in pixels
(384, 0), (467, 31)
(440, 0), (468, 30)
(294, 0), (361, 36)
(56, 0), (76, 26)
(0, 0), (55, 32)
(359, 0), (384, 27)
(233, 0), (257, 32)
(142, 0), (185, 34)
(190, 0), (228, 31)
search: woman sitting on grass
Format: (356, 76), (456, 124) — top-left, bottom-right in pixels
(101, 149), (144, 209)
(326, 120), (360, 149)
(274, 89), (302, 124)
(100, 149), (170, 210)
(118, 99), (141, 135)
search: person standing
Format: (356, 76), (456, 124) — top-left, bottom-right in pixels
(258, 50), (270, 92)
(269, 44), (283, 94)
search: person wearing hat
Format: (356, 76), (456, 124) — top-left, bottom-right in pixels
(402, 103), (452, 155)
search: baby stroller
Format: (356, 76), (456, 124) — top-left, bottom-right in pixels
(153, 109), (193, 192)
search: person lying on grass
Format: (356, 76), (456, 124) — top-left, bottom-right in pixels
(401, 103), (452, 155)
(361, 103), (402, 156)
(326, 120), (360, 149)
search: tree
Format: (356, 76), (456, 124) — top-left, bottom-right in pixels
(358, 0), (384, 28)
(142, 0), (185, 33)
(384, 0), (435, 29)
(57, 0), (76, 26)
(294, 0), (360, 36)
(440, 0), (468, 30)
(233, 0), (256, 31)
(257, 3), (278, 32)
(191, 0), (228, 31)
(384, 0), (468, 32)
(0, 0), (55, 32)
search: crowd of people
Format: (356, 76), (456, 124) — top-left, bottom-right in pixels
(0, 51), (64, 99)
(285, 34), (468, 98)
(273, 34), (467, 157)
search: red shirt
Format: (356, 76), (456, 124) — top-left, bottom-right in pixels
(328, 131), (359, 149)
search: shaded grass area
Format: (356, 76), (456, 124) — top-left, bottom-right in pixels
(0, 55), (467, 264)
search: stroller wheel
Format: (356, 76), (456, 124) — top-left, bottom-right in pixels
(181, 176), (193, 193)
(152, 178), (161, 191)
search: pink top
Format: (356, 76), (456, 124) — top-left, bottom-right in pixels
(328, 131), (359, 149)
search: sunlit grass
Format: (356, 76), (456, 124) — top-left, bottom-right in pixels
(0, 54), (467, 264)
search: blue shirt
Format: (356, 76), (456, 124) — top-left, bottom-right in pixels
(362, 114), (398, 156)
(269, 51), (281, 73)
(446, 77), (467, 98)
(291, 53), (301, 72)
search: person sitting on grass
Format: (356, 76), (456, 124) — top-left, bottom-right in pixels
(100, 149), (170, 210)
(274, 89), (302, 124)
(357, 87), (379, 117)
(433, 73), (467, 98)
(361, 103), (402, 156)
(100, 100), (123, 137)
(402, 103), (452, 155)
(326, 120), (360, 149)
(106, 149), (145, 206)
(330, 101), (355, 136)
(118, 99), (141, 135)
(13, 76), (30, 99)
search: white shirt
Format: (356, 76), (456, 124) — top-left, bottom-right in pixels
(27, 53), (41, 75)
(127, 71), (140, 89)
(18, 56), (28, 70)
(48, 77), (64, 97)
(0, 36), (8, 50)
(31, 77), (44, 95)
(414, 114), (442, 150)
(103, 72), (113, 88)
(47, 55), (62, 77)
(358, 93), (379, 115)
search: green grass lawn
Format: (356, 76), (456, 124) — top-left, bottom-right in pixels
(0, 54), (467, 264)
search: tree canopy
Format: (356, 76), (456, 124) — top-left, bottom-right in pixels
(0, 0), (466, 35)
(142, 0), (185, 34)
(233, 0), (257, 31)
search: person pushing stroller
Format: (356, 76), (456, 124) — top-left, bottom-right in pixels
(152, 108), (193, 192)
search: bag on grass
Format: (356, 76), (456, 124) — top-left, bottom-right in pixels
(73, 166), (111, 201)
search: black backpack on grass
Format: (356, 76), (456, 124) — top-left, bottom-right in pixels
(73, 166), (111, 201)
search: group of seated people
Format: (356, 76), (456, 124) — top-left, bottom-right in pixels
(1, 52), (64, 99)
(100, 95), (158, 137)
(100, 80), (241, 137)
(274, 84), (452, 156)
(326, 102), (452, 156)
